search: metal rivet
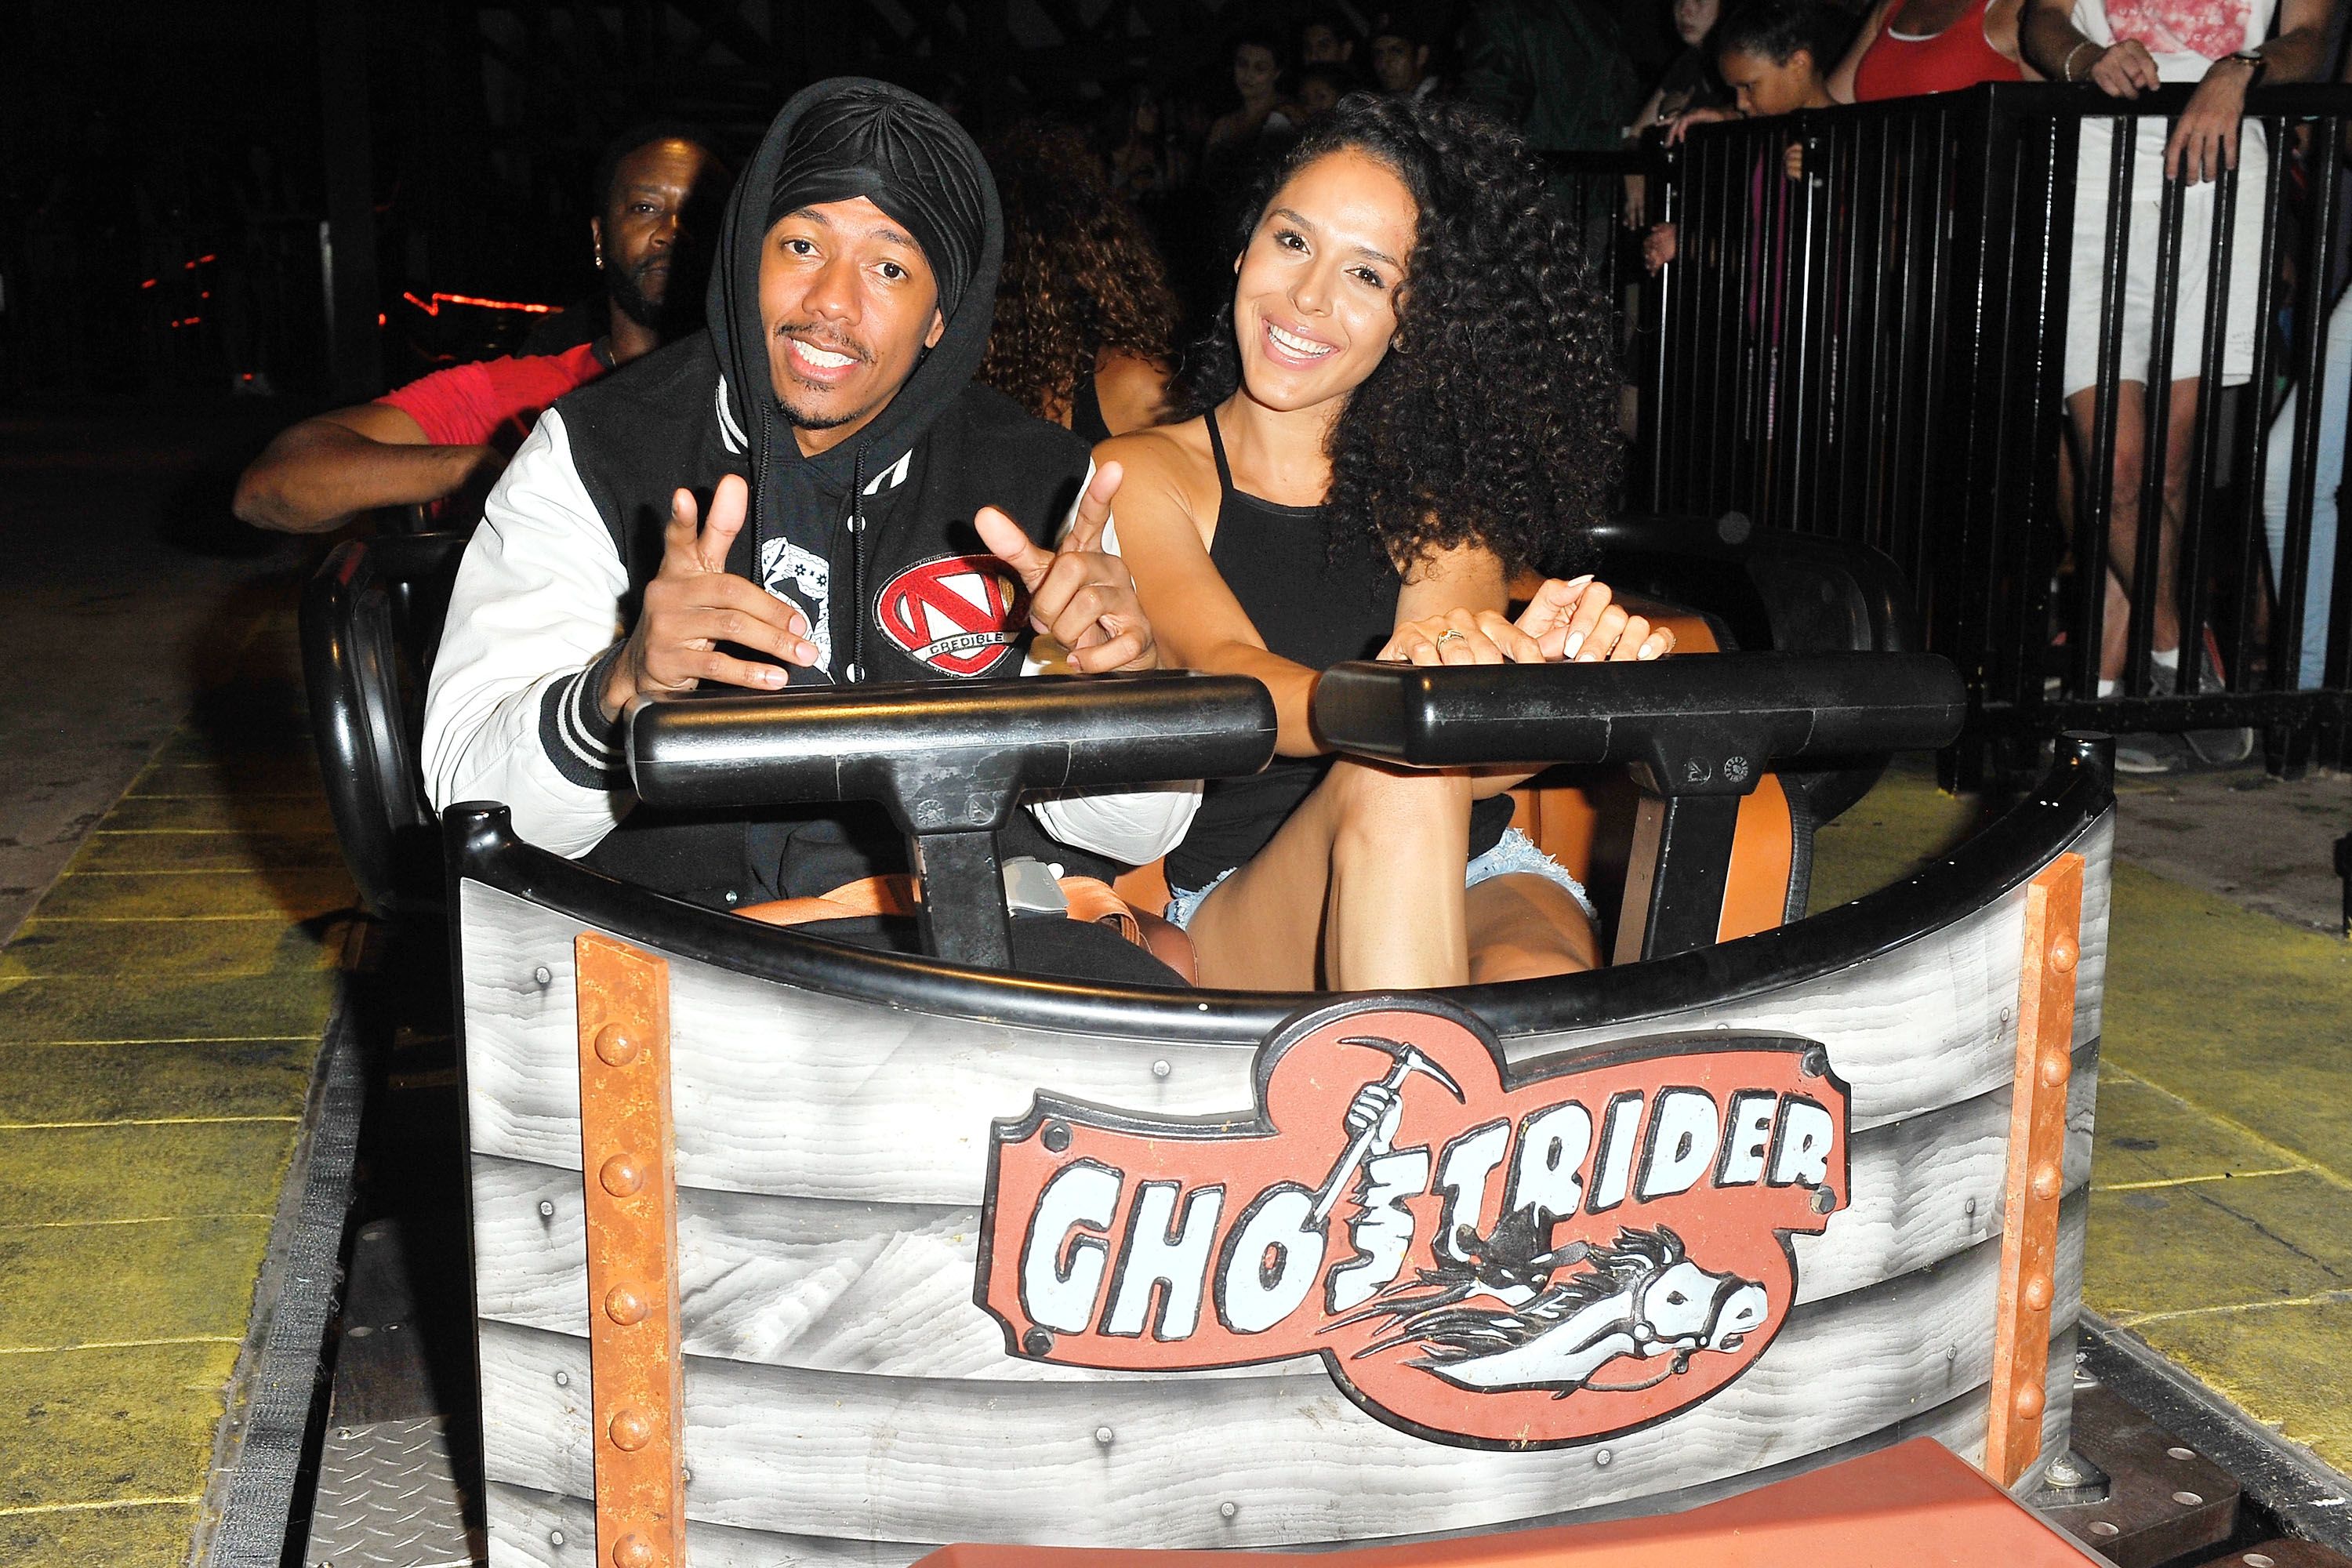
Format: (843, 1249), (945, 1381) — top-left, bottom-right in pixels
(1094, 1425), (1115, 1446)
(1965, 1196), (1978, 1218)
(554, 1370), (570, 1388)
(550, 1527), (566, 1547)
(1151, 1060), (1171, 1080)
(2000, 1007), (2013, 1025)
(2047, 1457), (2085, 1487)
(2024, 1274), (2053, 1311)
(2172, 1490), (2204, 1507)
(612, 1532), (655, 1568)
(2050, 935), (2078, 973)
(1809, 1185), (1835, 1214)
(601, 1154), (647, 1197)
(1024, 1327), (1054, 1356)
(594, 1024), (641, 1066)
(533, 965), (553, 987)
(682, 1467), (693, 1484)
(2031, 1163), (2063, 1200)
(538, 1199), (556, 1218)
(609, 1407), (655, 1450)
(1595, 1447), (1613, 1467)
(605, 1285), (650, 1327)
(1042, 1120), (1072, 1153)
(2090, 1522), (2120, 1537)
(2039, 1051), (2071, 1087)
(1947, 1345), (1958, 1361)
(2014, 1384), (2045, 1418)
(1219, 1501), (1238, 1519)
(1800, 1047), (1829, 1079)
(724, 890), (740, 906)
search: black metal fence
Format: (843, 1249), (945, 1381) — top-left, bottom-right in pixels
(1629, 83), (2352, 775)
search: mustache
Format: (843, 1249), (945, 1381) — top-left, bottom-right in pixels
(774, 322), (876, 365)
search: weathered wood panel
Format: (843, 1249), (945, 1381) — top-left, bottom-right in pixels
(476, 1196), (2083, 1546)
(481, 1338), (2076, 1567)
(459, 815), (2109, 1207)
(467, 1048), (2097, 1374)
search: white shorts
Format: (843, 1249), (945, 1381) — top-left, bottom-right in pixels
(2063, 116), (2268, 398)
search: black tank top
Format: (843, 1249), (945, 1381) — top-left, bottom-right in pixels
(1165, 414), (1512, 893)
(1070, 371), (1114, 448)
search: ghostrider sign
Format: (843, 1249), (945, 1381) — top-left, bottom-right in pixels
(975, 997), (1850, 1448)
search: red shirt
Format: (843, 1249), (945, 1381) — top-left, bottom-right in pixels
(1853, 0), (2024, 100)
(376, 341), (608, 450)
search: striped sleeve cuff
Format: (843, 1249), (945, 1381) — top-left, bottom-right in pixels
(538, 644), (630, 790)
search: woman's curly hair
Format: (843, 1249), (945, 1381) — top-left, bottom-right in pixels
(1181, 93), (1621, 578)
(981, 122), (1185, 422)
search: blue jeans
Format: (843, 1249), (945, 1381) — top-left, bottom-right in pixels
(1164, 827), (1596, 931)
(2261, 295), (2349, 690)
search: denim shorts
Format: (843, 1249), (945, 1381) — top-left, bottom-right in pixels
(1163, 827), (1597, 931)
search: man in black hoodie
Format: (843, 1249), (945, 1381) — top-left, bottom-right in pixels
(423, 79), (1192, 944)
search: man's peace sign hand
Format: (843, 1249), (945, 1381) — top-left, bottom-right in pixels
(600, 474), (822, 721)
(975, 461), (1161, 673)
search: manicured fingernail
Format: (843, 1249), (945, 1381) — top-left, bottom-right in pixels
(1562, 575), (1593, 592)
(1563, 631), (1585, 659)
(1639, 642), (1660, 660)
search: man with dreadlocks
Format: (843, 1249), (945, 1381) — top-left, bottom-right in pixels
(423, 78), (1190, 980)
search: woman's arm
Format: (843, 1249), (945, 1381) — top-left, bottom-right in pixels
(1827, 0), (1893, 103)
(1101, 426), (1334, 756)
(1094, 351), (1175, 436)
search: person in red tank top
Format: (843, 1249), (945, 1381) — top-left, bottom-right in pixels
(1829, 0), (2033, 102)
(234, 125), (727, 533)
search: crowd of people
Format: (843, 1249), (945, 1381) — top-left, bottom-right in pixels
(229, 0), (2352, 996)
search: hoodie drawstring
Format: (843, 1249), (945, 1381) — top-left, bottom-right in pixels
(845, 444), (869, 684)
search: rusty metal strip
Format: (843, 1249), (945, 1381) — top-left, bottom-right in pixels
(575, 933), (685, 1568)
(1984, 851), (2085, 1488)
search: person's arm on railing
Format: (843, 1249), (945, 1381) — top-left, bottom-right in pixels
(2165, 0), (2339, 183)
(234, 403), (503, 535)
(2022, 0), (2160, 98)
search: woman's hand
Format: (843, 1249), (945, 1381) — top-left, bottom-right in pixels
(1516, 575), (1675, 662)
(1379, 576), (1675, 666)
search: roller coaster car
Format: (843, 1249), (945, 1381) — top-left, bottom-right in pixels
(302, 521), (2114, 1564)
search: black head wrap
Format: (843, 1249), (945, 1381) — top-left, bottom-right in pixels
(763, 83), (985, 320)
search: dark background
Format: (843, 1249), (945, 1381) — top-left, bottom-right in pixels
(0, 0), (1682, 405)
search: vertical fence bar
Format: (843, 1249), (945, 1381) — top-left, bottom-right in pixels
(2076, 112), (2136, 702)
(2126, 124), (2189, 695)
(2275, 118), (2338, 703)
(2229, 115), (2289, 703)
(2173, 145), (2241, 700)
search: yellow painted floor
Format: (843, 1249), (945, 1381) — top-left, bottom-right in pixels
(0, 608), (351, 1566)
(1812, 761), (2352, 1478)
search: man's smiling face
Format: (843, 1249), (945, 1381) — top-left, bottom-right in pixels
(758, 195), (947, 456)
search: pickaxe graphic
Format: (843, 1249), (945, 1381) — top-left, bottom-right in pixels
(1309, 1036), (1466, 1224)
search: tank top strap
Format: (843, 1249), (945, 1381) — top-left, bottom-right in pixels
(1205, 408), (1238, 496)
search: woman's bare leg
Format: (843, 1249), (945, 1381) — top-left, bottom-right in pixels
(1187, 759), (1474, 991)
(1465, 873), (1601, 983)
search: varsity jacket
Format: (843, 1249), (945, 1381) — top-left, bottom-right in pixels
(422, 82), (1194, 908)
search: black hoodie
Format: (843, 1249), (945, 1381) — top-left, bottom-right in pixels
(430, 79), (1096, 906)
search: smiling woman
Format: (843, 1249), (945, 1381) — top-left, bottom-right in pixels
(1098, 93), (1664, 993)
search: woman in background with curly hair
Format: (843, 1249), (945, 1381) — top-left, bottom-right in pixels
(982, 122), (1183, 443)
(1103, 93), (1670, 992)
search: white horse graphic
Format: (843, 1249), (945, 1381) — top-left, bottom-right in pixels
(1349, 1221), (1769, 1397)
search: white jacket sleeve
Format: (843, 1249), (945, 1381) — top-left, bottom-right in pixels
(1022, 459), (1204, 866)
(421, 408), (636, 858)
